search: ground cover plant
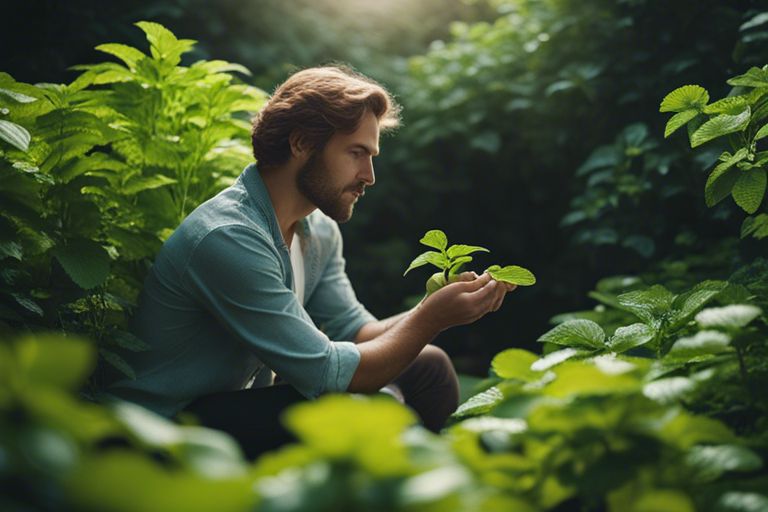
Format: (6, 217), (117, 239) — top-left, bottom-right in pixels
(2, 9), (768, 512)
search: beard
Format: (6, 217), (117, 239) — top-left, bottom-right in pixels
(296, 150), (364, 223)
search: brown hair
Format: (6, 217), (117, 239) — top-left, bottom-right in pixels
(251, 65), (401, 169)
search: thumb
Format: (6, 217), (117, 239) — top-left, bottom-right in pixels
(452, 271), (478, 282)
(452, 271), (492, 292)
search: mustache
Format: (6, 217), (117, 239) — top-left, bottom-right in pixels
(347, 183), (366, 196)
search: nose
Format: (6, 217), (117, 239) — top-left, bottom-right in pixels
(360, 157), (375, 186)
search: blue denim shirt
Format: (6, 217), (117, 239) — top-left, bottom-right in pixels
(99, 163), (375, 417)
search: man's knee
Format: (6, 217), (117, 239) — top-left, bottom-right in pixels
(416, 345), (458, 379)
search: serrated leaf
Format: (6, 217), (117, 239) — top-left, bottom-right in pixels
(486, 265), (536, 286)
(452, 386), (504, 419)
(705, 149), (749, 206)
(703, 96), (749, 115)
(419, 230), (447, 251)
(732, 168), (766, 214)
(538, 319), (605, 349)
(54, 239), (111, 290)
(446, 244), (489, 259)
(659, 85), (709, 113)
(0, 119), (31, 151)
(741, 214), (768, 239)
(608, 323), (656, 353)
(491, 349), (541, 381)
(691, 108), (751, 148)
(696, 304), (762, 329)
(727, 67), (768, 88)
(617, 285), (675, 324)
(664, 109), (698, 138)
(403, 250), (448, 275)
(667, 330), (732, 360)
(669, 280), (728, 327)
(95, 43), (147, 69)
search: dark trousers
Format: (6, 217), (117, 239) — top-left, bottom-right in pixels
(180, 344), (460, 461)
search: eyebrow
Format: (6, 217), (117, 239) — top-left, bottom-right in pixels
(349, 143), (380, 157)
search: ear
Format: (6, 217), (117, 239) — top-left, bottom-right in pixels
(288, 130), (308, 159)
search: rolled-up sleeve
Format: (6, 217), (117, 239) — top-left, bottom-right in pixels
(305, 221), (377, 341)
(183, 225), (360, 398)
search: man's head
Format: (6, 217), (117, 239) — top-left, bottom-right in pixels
(251, 66), (401, 222)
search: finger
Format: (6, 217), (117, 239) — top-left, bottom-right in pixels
(505, 283), (517, 292)
(454, 271), (492, 292)
(454, 271), (476, 282)
(491, 287), (505, 311)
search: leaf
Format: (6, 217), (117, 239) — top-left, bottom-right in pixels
(667, 331), (732, 360)
(717, 492), (768, 512)
(686, 445), (763, 482)
(0, 240), (22, 260)
(0, 119), (31, 151)
(53, 238), (111, 290)
(705, 149), (749, 206)
(447, 255), (472, 275)
(543, 360), (640, 398)
(695, 304), (762, 329)
(659, 85), (709, 113)
(530, 348), (582, 371)
(741, 214), (768, 239)
(669, 280), (728, 327)
(754, 123), (768, 142)
(608, 323), (656, 353)
(690, 107), (751, 147)
(643, 376), (696, 404)
(403, 250), (448, 275)
(100, 348), (135, 379)
(664, 109), (698, 138)
(617, 285), (675, 324)
(486, 265), (536, 286)
(538, 319), (605, 349)
(446, 244), (489, 259)
(95, 43), (147, 69)
(452, 386), (504, 419)
(111, 331), (151, 352)
(703, 96), (749, 115)
(0, 87), (37, 103)
(135, 21), (195, 66)
(732, 168), (766, 214)
(15, 334), (95, 390)
(122, 174), (178, 195)
(727, 66), (768, 88)
(419, 229), (447, 251)
(491, 349), (541, 381)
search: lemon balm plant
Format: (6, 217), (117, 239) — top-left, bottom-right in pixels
(403, 229), (536, 296)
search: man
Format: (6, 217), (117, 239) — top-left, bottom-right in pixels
(99, 66), (516, 459)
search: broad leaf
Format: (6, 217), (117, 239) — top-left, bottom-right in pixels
(538, 319), (605, 349)
(664, 109), (698, 138)
(111, 331), (151, 352)
(122, 174), (178, 195)
(727, 66), (768, 88)
(669, 280), (728, 327)
(446, 244), (489, 259)
(100, 348), (135, 379)
(717, 492), (768, 512)
(0, 119), (31, 151)
(741, 214), (768, 239)
(95, 43), (147, 69)
(419, 229), (447, 251)
(15, 334), (95, 390)
(486, 265), (536, 286)
(53, 238), (111, 290)
(705, 149), (749, 206)
(617, 285), (675, 324)
(491, 349), (541, 381)
(703, 96), (749, 115)
(691, 107), (751, 147)
(732, 168), (766, 214)
(530, 348), (582, 371)
(696, 304), (762, 329)
(659, 85), (709, 113)
(667, 330), (731, 360)
(754, 123), (768, 142)
(608, 323), (656, 353)
(447, 255), (472, 275)
(686, 444), (763, 482)
(643, 376), (695, 404)
(403, 250), (448, 275)
(452, 386), (504, 419)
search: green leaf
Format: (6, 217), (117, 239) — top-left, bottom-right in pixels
(643, 376), (696, 404)
(403, 250), (448, 275)
(705, 149), (749, 206)
(717, 492), (768, 512)
(0, 119), (31, 151)
(691, 107), (751, 147)
(669, 280), (728, 327)
(732, 168), (766, 214)
(95, 43), (147, 69)
(135, 21), (195, 66)
(491, 349), (541, 381)
(667, 331), (732, 360)
(696, 304), (762, 329)
(0, 87), (37, 103)
(703, 96), (749, 115)
(608, 323), (656, 353)
(100, 348), (135, 379)
(754, 124), (768, 142)
(664, 109), (698, 138)
(659, 85), (709, 113)
(741, 214), (768, 239)
(486, 265), (536, 286)
(53, 238), (111, 290)
(447, 255), (472, 275)
(0, 240), (22, 260)
(122, 174), (178, 195)
(452, 386), (504, 419)
(543, 360), (640, 398)
(419, 229), (447, 251)
(538, 319), (605, 349)
(686, 445), (763, 482)
(530, 348), (582, 371)
(446, 244), (489, 259)
(111, 331), (151, 352)
(617, 285), (675, 324)
(727, 66), (768, 88)
(15, 334), (95, 390)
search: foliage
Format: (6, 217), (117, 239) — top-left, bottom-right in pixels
(403, 229), (536, 296)
(0, 22), (265, 383)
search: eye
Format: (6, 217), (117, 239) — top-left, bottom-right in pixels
(351, 150), (365, 158)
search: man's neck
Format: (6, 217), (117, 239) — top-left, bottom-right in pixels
(258, 164), (315, 247)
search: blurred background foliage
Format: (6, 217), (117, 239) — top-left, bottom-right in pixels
(2, 0), (768, 509)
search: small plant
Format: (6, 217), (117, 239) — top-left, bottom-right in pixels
(403, 229), (536, 295)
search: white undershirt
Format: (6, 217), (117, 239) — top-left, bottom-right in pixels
(289, 233), (305, 305)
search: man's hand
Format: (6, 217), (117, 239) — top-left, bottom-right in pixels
(417, 271), (508, 332)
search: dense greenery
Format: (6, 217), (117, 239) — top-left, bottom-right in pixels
(2, 2), (768, 511)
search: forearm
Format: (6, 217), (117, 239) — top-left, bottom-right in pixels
(347, 305), (439, 393)
(353, 307), (415, 343)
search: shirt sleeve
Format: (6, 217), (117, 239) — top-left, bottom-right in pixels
(183, 224), (361, 398)
(304, 220), (378, 341)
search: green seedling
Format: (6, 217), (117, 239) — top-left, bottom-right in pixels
(403, 229), (536, 296)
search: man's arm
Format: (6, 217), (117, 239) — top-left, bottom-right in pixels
(353, 309), (412, 343)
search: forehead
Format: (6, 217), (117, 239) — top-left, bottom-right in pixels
(328, 110), (380, 154)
